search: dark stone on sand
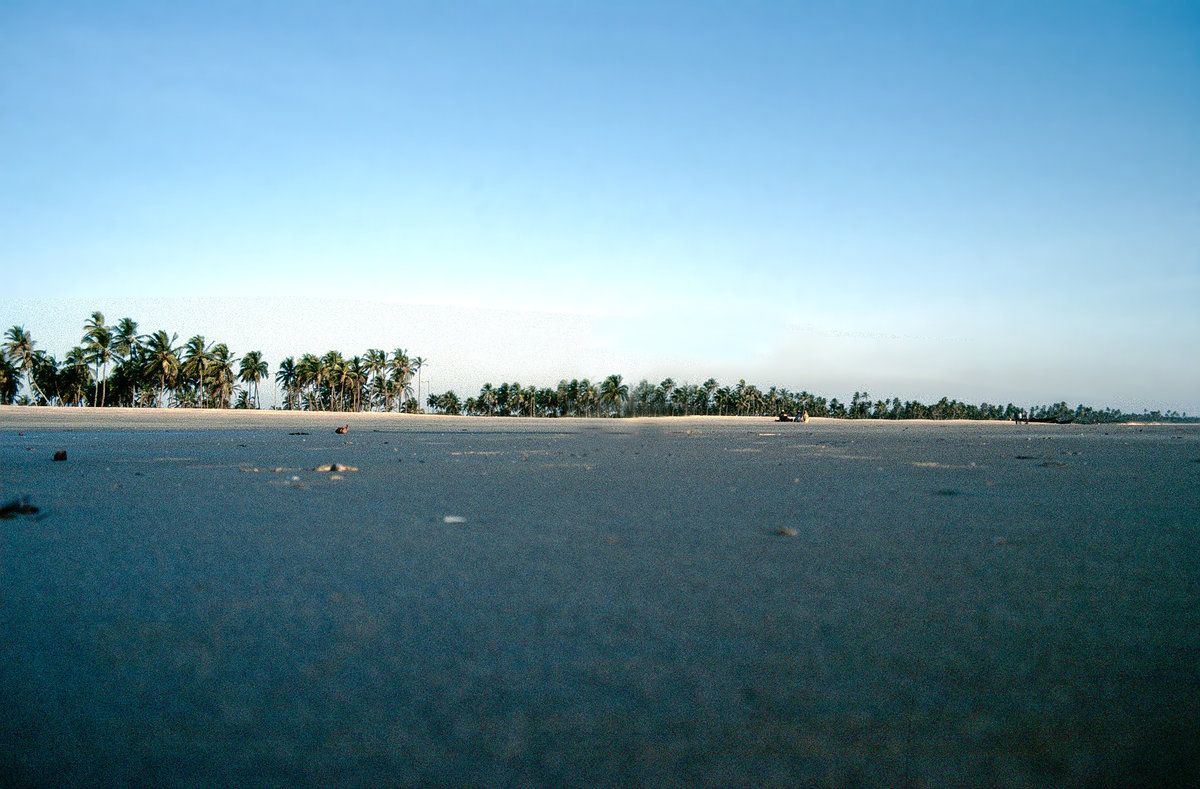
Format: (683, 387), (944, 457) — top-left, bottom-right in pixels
(52, 450), (66, 461)
(0, 499), (38, 518)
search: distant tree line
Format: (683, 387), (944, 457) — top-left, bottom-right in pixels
(425, 376), (1193, 424)
(3, 315), (1191, 423)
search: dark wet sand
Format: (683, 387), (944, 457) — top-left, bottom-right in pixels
(2, 408), (1198, 787)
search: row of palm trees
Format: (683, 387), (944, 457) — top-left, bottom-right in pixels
(1, 316), (424, 412)
(274, 348), (426, 413)
(3, 315), (1181, 423)
(427, 379), (1155, 423)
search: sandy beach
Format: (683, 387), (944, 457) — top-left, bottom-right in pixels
(1, 406), (1197, 787)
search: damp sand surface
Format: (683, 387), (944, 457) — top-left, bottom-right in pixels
(2, 407), (1198, 787)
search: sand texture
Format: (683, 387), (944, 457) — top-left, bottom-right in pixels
(1, 407), (1198, 787)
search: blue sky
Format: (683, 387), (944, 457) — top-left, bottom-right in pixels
(2, 1), (1198, 412)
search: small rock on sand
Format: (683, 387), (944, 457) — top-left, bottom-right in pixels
(53, 450), (67, 461)
(1, 499), (39, 518)
(315, 463), (358, 472)
(443, 515), (466, 524)
(775, 527), (798, 537)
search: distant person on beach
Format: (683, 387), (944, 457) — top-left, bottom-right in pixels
(776, 412), (792, 422)
(799, 411), (809, 423)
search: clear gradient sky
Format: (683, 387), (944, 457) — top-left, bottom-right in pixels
(3, 1), (1198, 413)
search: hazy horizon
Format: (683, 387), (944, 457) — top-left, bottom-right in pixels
(3, 2), (1197, 413)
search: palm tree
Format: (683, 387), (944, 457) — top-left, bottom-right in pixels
(209, 344), (236, 407)
(276, 357), (298, 410)
(238, 351), (268, 409)
(702, 378), (718, 415)
(0, 355), (18, 404)
(296, 353), (322, 410)
(390, 348), (411, 412)
(31, 352), (58, 405)
(62, 346), (93, 406)
(320, 351), (347, 411)
(411, 356), (426, 410)
(113, 318), (141, 406)
(2, 326), (48, 405)
(83, 312), (114, 407)
(181, 336), (212, 408)
(599, 374), (629, 417)
(478, 382), (496, 415)
(364, 349), (388, 410)
(142, 330), (180, 407)
(346, 356), (368, 412)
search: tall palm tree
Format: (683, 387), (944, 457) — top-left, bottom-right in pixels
(390, 348), (411, 412)
(2, 326), (48, 405)
(209, 344), (236, 408)
(317, 351), (344, 411)
(297, 353), (322, 410)
(702, 378), (718, 415)
(346, 356), (368, 412)
(238, 351), (268, 409)
(0, 355), (18, 405)
(83, 312), (113, 406)
(142, 330), (180, 407)
(181, 335), (212, 408)
(478, 382), (495, 415)
(276, 357), (298, 410)
(578, 378), (596, 417)
(113, 318), (141, 406)
(411, 356), (426, 410)
(62, 346), (93, 406)
(364, 349), (388, 410)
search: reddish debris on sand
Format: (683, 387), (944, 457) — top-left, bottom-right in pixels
(53, 450), (67, 461)
(335, 425), (349, 434)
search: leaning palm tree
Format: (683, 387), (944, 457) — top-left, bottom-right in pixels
(142, 330), (180, 407)
(238, 350), (268, 408)
(2, 325), (48, 405)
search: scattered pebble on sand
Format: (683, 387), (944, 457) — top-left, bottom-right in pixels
(775, 527), (798, 537)
(443, 515), (466, 524)
(53, 450), (67, 461)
